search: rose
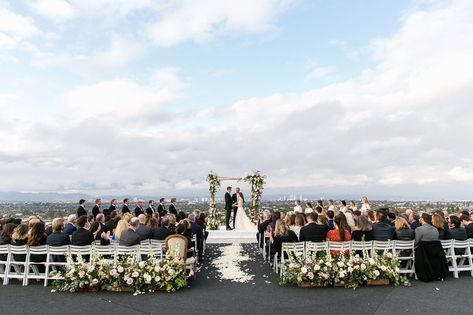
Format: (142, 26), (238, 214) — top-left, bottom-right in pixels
(314, 264), (320, 271)
(110, 269), (117, 276)
(117, 266), (124, 273)
(139, 261), (146, 268)
(92, 278), (99, 285)
(360, 264), (366, 270)
(380, 266), (387, 272)
(374, 270), (380, 277)
(337, 261), (344, 268)
(307, 272), (314, 280)
(127, 278), (134, 285)
(301, 267), (308, 274)
(339, 271), (345, 278)
(132, 271), (139, 278)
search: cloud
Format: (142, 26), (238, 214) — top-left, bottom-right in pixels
(27, 0), (74, 22)
(306, 66), (335, 80)
(0, 8), (40, 50)
(147, 0), (294, 46)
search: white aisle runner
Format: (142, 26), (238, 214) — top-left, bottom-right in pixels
(207, 210), (257, 244)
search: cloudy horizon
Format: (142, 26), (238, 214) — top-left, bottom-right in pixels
(1, 0), (473, 199)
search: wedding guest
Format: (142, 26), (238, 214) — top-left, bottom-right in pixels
(388, 212), (396, 224)
(299, 212), (328, 242)
(28, 222), (47, 269)
(71, 215), (94, 246)
(327, 199), (335, 211)
(106, 212), (120, 231)
(197, 213), (209, 239)
(372, 209), (395, 241)
(152, 215), (173, 240)
(0, 223), (15, 245)
(432, 213), (446, 240)
(136, 214), (151, 240)
(326, 210), (335, 230)
(146, 200), (156, 216)
(360, 196), (371, 214)
(168, 214), (177, 233)
(114, 219), (128, 241)
(157, 198), (166, 216)
(406, 209), (421, 230)
(189, 214), (204, 260)
(122, 198), (131, 214)
(90, 222), (110, 245)
(147, 217), (159, 229)
(64, 214), (77, 236)
(394, 217), (414, 240)
(446, 216), (468, 240)
(104, 198), (117, 217)
(11, 224), (28, 262)
(415, 213), (439, 245)
(318, 214), (328, 226)
(175, 222), (194, 255)
(257, 210), (271, 247)
(470, 211), (473, 221)
(96, 213), (109, 233)
(367, 210), (375, 223)
(77, 199), (87, 217)
(46, 218), (70, 246)
(339, 200), (356, 229)
(119, 218), (141, 246)
(284, 212), (293, 225)
(315, 206), (324, 215)
(351, 215), (373, 241)
(326, 215), (351, 255)
(123, 212), (133, 223)
(349, 200), (358, 212)
(316, 200), (324, 209)
(459, 214), (473, 238)
(169, 198), (178, 216)
(92, 198), (102, 218)
(289, 214), (305, 239)
(269, 219), (298, 260)
(305, 202), (315, 214)
(176, 211), (187, 222)
(293, 200), (304, 214)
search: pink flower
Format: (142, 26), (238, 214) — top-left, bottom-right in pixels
(127, 278), (134, 285)
(307, 272), (314, 280)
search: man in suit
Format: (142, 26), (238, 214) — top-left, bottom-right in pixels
(146, 200), (155, 216)
(92, 198), (102, 218)
(460, 214), (473, 238)
(136, 214), (151, 240)
(119, 217), (141, 246)
(122, 198), (131, 214)
(152, 215), (173, 240)
(71, 215), (94, 246)
(64, 214), (77, 236)
(299, 212), (328, 242)
(169, 198), (178, 216)
(415, 213), (439, 245)
(231, 187), (242, 229)
(104, 199), (117, 217)
(189, 214), (204, 260)
(134, 200), (144, 217)
(77, 199), (87, 218)
(372, 208), (395, 241)
(157, 198), (166, 217)
(225, 186), (233, 230)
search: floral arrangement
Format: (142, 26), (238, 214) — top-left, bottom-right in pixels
(243, 171), (266, 222)
(281, 250), (410, 288)
(51, 247), (187, 294)
(206, 171), (221, 230)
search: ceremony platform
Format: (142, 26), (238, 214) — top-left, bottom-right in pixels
(206, 226), (257, 244)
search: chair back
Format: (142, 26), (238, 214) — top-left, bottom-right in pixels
(47, 245), (69, 256)
(306, 241), (329, 257)
(373, 240), (393, 253)
(281, 242), (305, 258)
(393, 240), (414, 250)
(150, 239), (165, 259)
(94, 245), (114, 256)
(116, 245), (140, 256)
(328, 241), (351, 252)
(351, 241), (373, 252)
(165, 235), (188, 262)
(0, 244), (9, 261)
(9, 245), (28, 256)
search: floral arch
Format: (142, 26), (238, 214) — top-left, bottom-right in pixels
(206, 171), (266, 230)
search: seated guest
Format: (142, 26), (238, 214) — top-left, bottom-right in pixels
(167, 214), (177, 233)
(46, 218), (70, 246)
(196, 213), (209, 240)
(446, 216), (468, 240)
(459, 214), (473, 238)
(119, 218), (141, 246)
(95, 213), (109, 233)
(394, 217), (414, 240)
(326, 215), (351, 256)
(147, 217), (159, 229)
(269, 219), (298, 260)
(289, 214), (305, 239)
(367, 210), (375, 223)
(415, 213), (439, 245)
(113, 219), (129, 242)
(90, 222), (110, 245)
(0, 223), (15, 245)
(326, 210), (335, 230)
(317, 214), (328, 226)
(11, 224), (29, 262)
(432, 213), (446, 240)
(339, 200), (356, 229)
(136, 214), (152, 241)
(299, 212), (328, 242)
(372, 209), (395, 241)
(71, 215), (94, 246)
(189, 214), (204, 260)
(257, 210), (272, 246)
(176, 211), (187, 222)
(64, 214), (77, 236)
(351, 215), (373, 241)
(27, 222), (48, 268)
(152, 216), (173, 240)
(406, 209), (421, 230)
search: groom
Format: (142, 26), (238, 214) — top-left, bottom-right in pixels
(231, 187), (242, 229)
(224, 186), (234, 230)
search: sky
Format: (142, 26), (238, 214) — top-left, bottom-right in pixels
(1, 0), (473, 199)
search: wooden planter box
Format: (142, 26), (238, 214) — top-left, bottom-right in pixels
(298, 282), (324, 288)
(367, 279), (389, 286)
(75, 286), (99, 292)
(334, 282), (345, 287)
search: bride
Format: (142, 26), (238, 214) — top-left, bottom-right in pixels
(234, 187), (256, 231)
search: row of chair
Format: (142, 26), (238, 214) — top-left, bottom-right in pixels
(0, 236), (200, 287)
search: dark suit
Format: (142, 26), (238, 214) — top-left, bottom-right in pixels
(136, 224), (151, 240)
(224, 192), (233, 228)
(71, 227), (94, 246)
(64, 223), (76, 236)
(191, 222), (204, 259)
(157, 204), (166, 216)
(92, 205), (101, 218)
(119, 228), (141, 246)
(152, 226), (173, 240)
(47, 232), (70, 262)
(169, 204), (177, 216)
(231, 193), (238, 228)
(77, 205), (87, 218)
(122, 204), (131, 214)
(299, 223), (328, 242)
(134, 206), (144, 217)
(372, 220), (395, 241)
(104, 204), (116, 217)
(146, 206), (154, 216)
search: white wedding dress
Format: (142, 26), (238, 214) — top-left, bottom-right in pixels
(234, 194), (255, 230)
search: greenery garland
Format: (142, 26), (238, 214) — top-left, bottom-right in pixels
(243, 171), (266, 222)
(206, 171), (221, 230)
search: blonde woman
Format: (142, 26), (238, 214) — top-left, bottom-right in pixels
(360, 196), (371, 215)
(269, 219), (298, 260)
(122, 212), (133, 223)
(289, 214), (305, 239)
(394, 217), (414, 240)
(114, 219), (128, 241)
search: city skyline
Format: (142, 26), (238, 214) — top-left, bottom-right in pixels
(1, 1), (473, 199)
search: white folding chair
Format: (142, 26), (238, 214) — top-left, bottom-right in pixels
(140, 239), (150, 246)
(25, 245), (48, 286)
(305, 241), (329, 258)
(441, 240), (456, 277)
(69, 245), (91, 262)
(328, 241), (351, 256)
(373, 240), (393, 255)
(4, 245), (28, 285)
(350, 241), (373, 257)
(115, 245), (140, 262)
(393, 240), (416, 278)
(44, 245), (70, 286)
(280, 242), (305, 276)
(453, 240), (473, 277)
(150, 239), (165, 260)
(0, 244), (10, 282)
